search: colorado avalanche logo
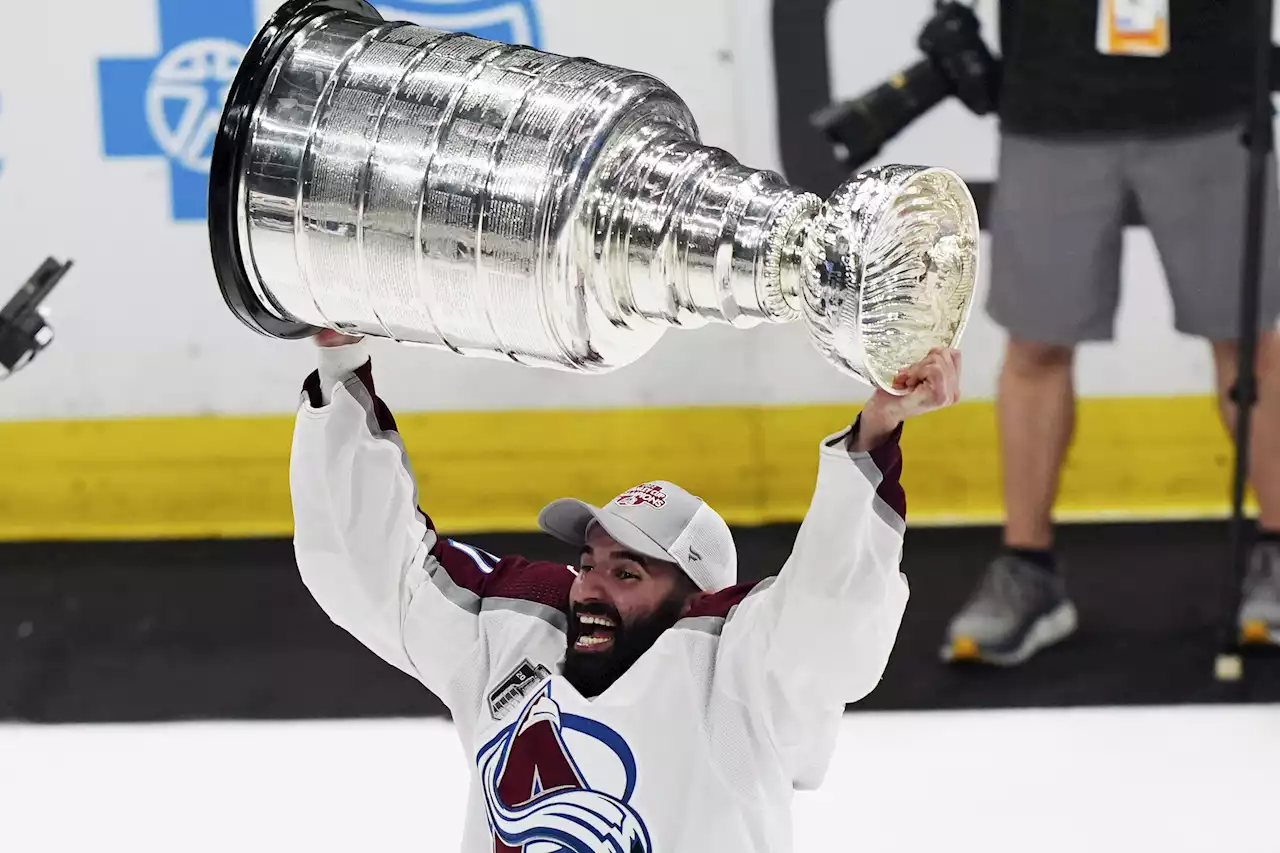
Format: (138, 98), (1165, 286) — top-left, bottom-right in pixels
(374, 0), (543, 47)
(477, 684), (652, 853)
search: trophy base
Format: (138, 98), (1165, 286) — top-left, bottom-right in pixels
(209, 0), (384, 340)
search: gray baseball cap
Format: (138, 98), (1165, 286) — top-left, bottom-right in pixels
(537, 480), (737, 592)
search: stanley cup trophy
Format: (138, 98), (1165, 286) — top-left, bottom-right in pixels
(209, 0), (979, 393)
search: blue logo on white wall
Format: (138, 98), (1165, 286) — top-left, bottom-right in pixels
(98, 0), (255, 222)
(380, 0), (542, 46)
(96, 0), (542, 223)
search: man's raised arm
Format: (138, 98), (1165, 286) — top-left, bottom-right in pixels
(713, 348), (961, 782)
(289, 333), (572, 712)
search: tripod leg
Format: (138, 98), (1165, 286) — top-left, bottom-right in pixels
(1215, 0), (1275, 681)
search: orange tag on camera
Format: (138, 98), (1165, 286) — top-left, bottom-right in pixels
(1097, 0), (1169, 57)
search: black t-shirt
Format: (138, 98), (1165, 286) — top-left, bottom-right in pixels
(997, 0), (1255, 137)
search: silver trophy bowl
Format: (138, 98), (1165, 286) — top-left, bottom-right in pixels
(209, 0), (979, 392)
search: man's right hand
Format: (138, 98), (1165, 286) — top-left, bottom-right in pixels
(316, 329), (364, 348)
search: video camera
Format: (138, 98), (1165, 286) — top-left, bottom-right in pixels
(810, 1), (1001, 171)
(0, 257), (73, 380)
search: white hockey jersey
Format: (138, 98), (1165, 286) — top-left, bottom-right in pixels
(290, 344), (911, 853)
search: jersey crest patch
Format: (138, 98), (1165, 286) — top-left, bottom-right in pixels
(477, 683), (652, 853)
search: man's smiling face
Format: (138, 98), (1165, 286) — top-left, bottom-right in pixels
(562, 525), (699, 697)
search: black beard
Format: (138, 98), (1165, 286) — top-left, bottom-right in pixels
(562, 595), (686, 698)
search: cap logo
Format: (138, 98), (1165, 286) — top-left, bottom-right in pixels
(614, 483), (667, 509)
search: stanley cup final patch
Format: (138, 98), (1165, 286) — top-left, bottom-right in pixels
(489, 659), (552, 720)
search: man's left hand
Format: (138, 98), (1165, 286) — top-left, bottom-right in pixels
(849, 347), (962, 451)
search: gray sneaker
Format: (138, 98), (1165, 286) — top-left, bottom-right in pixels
(1238, 540), (1280, 646)
(941, 554), (1079, 666)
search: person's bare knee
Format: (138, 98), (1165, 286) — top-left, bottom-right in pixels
(1004, 338), (1075, 377)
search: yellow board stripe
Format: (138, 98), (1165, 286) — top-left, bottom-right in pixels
(0, 395), (1256, 542)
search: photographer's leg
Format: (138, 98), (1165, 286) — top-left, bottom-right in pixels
(999, 340), (1076, 552)
(940, 339), (1080, 666)
(1213, 334), (1280, 644)
(942, 133), (1122, 665)
(1212, 334), (1280, 532)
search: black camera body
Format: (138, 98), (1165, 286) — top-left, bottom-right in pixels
(811, 1), (1001, 170)
(0, 258), (72, 380)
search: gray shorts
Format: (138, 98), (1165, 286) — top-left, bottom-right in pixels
(986, 124), (1280, 344)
